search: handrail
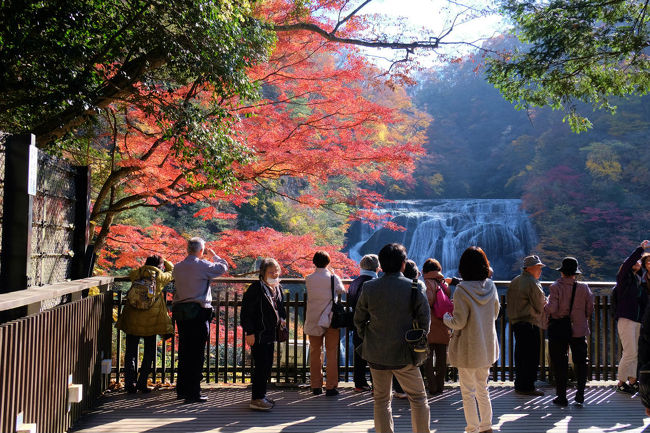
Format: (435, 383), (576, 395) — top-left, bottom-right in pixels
(0, 276), (115, 312)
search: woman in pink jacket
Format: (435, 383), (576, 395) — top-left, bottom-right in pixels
(545, 257), (594, 407)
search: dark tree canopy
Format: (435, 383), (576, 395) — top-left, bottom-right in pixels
(0, 0), (274, 147)
(486, 0), (650, 132)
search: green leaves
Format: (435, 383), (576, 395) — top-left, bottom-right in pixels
(486, 0), (650, 132)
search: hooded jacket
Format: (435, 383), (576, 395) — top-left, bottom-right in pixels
(116, 261), (174, 337)
(443, 279), (500, 368)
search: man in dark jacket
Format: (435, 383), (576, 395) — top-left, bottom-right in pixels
(348, 254), (380, 392)
(613, 240), (649, 394)
(354, 243), (431, 433)
(506, 255), (547, 396)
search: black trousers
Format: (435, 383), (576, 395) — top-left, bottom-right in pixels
(513, 321), (541, 392)
(353, 331), (370, 388)
(124, 334), (155, 390)
(422, 343), (447, 393)
(549, 336), (588, 399)
(251, 341), (275, 400)
(175, 308), (211, 398)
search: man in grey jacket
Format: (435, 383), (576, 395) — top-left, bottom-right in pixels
(506, 255), (546, 396)
(354, 243), (431, 433)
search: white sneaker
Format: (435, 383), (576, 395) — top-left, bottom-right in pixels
(250, 398), (273, 411)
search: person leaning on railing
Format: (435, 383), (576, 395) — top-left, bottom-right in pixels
(171, 237), (228, 404)
(116, 255), (174, 394)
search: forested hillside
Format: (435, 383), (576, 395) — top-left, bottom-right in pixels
(402, 39), (650, 280)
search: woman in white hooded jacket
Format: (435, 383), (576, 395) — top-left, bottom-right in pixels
(444, 246), (500, 433)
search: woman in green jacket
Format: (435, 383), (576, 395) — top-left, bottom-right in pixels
(116, 255), (174, 393)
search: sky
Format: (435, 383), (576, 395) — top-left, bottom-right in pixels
(349, 0), (509, 67)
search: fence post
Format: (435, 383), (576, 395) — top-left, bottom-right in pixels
(71, 165), (91, 279)
(0, 134), (37, 321)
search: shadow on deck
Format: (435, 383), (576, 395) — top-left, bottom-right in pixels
(71, 384), (650, 433)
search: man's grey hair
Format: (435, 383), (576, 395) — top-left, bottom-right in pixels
(360, 254), (380, 271)
(187, 237), (205, 254)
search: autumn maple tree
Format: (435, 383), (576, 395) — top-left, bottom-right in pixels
(78, 0), (431, 276)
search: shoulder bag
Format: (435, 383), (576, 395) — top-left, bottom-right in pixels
(329, 275), (354, 329)
(405, 278), (430, 366)
(547, 281), (577, 340)
(432, 281), (454, 319)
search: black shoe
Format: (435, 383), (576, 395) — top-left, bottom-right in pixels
(176, 394), (186, 400)
(184, 395), (208, 403)
(575, 390), (584, 404)
(631, 381), (640, 393)
(126, 386), (137, 394)
(312, 388), (322, 395)
(325, 388), (339, 397)
(515, 388), (544, 396)
(137, 386), (152, 394)
(616, 382), (635, 394)
(552, 396), (568, 407)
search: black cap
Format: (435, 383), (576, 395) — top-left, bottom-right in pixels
(556, 257), (582, 275)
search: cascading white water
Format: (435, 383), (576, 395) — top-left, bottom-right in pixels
(346, 199), (538, 280)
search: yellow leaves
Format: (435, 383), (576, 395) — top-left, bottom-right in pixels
(88, 286), (100, 296)
(585, 158), (622, 181)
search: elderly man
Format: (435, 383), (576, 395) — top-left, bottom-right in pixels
(172, 237), (228, 403)
(506, 255), (547, 396)
(354, 243), (431, 433)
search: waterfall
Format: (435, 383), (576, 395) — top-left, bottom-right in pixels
(346, 199), (538, 280)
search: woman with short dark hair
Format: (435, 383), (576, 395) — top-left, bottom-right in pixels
(443, 246), (499, 433)
(304, 250), (346, 396)
(422, 257), (452, 395)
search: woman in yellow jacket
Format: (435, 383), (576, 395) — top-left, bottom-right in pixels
(116, 255), (174, 393)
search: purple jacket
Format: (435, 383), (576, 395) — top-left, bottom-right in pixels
(545, 277), (594, 338)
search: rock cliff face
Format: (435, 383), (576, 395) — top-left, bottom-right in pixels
(346, 199), (538, 280)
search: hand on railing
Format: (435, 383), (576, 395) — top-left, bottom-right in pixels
(642, 240), (650, 249)
(245, 334), (255, 346)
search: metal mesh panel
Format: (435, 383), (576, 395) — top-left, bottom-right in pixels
(30, 152), (77, 288)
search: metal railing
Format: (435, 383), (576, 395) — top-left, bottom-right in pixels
(111, 278), (619, 386)
(0, 277), (114, 433)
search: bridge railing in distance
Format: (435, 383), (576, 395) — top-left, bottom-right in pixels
(111, 277), (619, 387)
(0, 276), (114, 433)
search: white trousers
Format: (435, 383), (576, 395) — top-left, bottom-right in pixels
(457, 367), (493, 433)
(618, 317), (641, 381)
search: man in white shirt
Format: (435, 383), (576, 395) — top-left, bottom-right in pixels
(172, 237), (228, 403)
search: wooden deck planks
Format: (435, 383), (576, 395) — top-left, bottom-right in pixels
(71, 384), (650, 433)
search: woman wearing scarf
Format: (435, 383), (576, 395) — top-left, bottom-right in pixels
(241, 258), (286, 411)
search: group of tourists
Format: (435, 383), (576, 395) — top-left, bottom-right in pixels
(116, 235), (650, 432)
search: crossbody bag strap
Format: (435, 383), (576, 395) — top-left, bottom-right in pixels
(568, 281), (577, 315)
(331, 274), (335, 303)
(410, 278), (419, 328)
